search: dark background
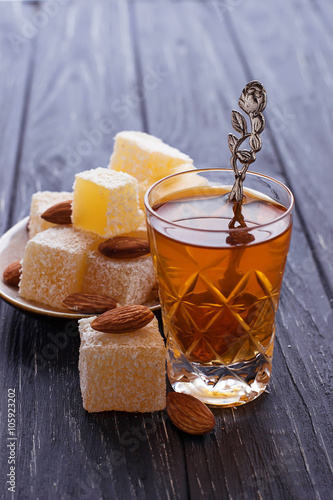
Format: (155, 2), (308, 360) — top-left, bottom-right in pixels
(0, 1), (332, 499)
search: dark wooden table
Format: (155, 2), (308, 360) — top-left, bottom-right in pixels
(1, 1), (332, 499)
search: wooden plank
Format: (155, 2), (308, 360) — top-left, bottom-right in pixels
(0, 2), (36, 235)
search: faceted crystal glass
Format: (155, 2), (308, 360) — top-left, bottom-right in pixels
(145, 169), (294, 407)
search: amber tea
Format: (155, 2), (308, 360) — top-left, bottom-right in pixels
(145, 169), (294, 406)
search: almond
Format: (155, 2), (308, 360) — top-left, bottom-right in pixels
(63, 293), (117, 314)
(91, 305), (154, 333)
(166, 393), (215, 435)
(3, 260), (22, 287)
(98, 237), (150, 260)
(41, 200), (72, 224)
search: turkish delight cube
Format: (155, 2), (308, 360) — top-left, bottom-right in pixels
(78, 315), (166, 412)
(19, 226), (100, 309)
(81, 252), (156, 305)
(72, 167), (143, 238)
(109, 131), (193, 186)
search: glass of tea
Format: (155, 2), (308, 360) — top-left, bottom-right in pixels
(145, 168), (294, 407)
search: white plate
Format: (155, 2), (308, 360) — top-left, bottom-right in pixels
(0, 217), (160, 318)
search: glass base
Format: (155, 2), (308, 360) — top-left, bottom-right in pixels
(167, 340), (273, 407)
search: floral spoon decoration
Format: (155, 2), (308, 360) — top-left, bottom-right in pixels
(228, 81), (267, 213)
(226, 81), (267, 244)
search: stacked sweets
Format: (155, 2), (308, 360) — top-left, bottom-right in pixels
(20, 131), (193, 309)
(17, 131), (194, 413)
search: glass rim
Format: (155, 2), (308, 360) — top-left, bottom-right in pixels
(144, 168), (294, 234)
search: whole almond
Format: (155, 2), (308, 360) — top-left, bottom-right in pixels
(63, 293), (117, 314)
(41, 200), (72, 224)
(91, 305), (154, 333)
(3, 261), (22, 287)
(166, 393), (215, 435)
(98, 237), (150, 260)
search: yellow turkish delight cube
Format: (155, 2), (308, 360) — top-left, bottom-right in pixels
(109, 131), (193, 185)
(78, 315), (166, 412)
(72, 167), (143, 238)
(29, 191), (73, 238)
(81, 252), (156, 305)
(19, 226), (100, 309)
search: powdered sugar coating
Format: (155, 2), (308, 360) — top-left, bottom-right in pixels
(78, 316), (166, 412)
(109, 131), (193, 185)
(75, 167), (135, 189)
(19, 226), (101, 309)
(82, 252), (156, 305)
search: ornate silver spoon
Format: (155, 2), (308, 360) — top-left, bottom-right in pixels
(228, 81), (267, 209)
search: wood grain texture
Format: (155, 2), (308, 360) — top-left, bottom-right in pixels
(0, 2), (36, 235)
(0, 1), (332, 499)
